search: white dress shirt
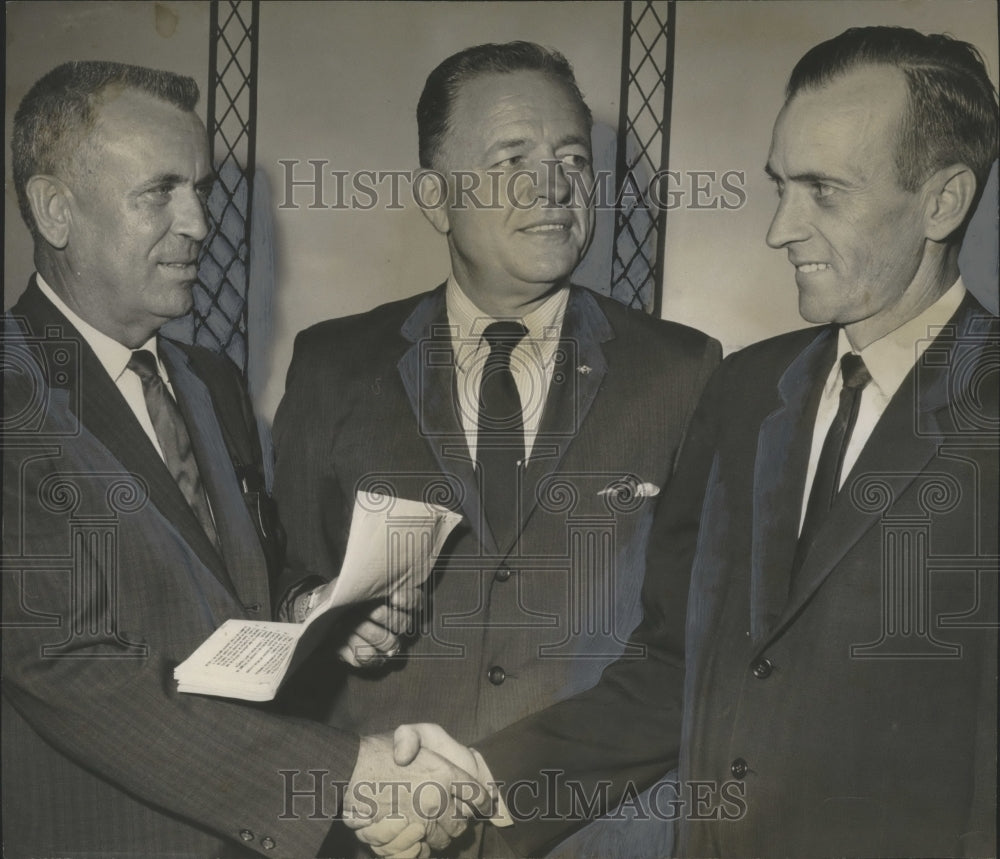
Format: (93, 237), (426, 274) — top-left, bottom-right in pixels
(799, 278), (966, 533)
(446, 276), (569, 464)
(36, 273), (171, 462)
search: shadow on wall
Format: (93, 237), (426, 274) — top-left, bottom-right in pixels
(959, 162), (999, 315)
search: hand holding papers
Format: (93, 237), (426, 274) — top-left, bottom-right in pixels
(175, 492), (462, 700)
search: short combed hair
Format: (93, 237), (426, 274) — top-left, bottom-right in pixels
(417, 41), (592, 168)
(787, 26), (999, 207)
(12, 60), (200, 236)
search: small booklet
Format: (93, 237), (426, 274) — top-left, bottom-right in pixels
(174, 491), (462, 701)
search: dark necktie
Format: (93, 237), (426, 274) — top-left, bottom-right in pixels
(795, 352), (872, 565)
(477, 321), (527, 549)
(128, 350), (221, 553)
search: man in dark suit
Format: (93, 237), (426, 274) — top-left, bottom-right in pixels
(407, 27), (999, 858)
(271, 42), (720, 857)
(2, 61), (488, 858)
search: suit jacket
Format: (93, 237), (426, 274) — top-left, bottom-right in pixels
(479, 293), (998, 858)
(2, 280), (356, 858)
(271, 284), (719, 751)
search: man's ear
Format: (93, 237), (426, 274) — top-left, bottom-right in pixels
(923, 163), (977, 242)
(414, 169), (450, 235)
(25, 174), (72, 249)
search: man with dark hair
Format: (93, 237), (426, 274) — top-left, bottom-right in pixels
(272, 41), (720, 857)
(2, 60), (487, 858)
(408, 26), (999, 858)
(786, 26), (998, 206)
(416, 40), (592, 170)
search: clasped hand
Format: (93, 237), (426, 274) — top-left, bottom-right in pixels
(339, 587), (423, 668)
(345, 724), (494, 858)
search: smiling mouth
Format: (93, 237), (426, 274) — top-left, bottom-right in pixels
(795, 263), (832, 273)
(522, 223), (571, 234)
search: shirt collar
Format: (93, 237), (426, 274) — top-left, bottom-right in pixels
(35, 273), (161, 382)
(445, 275), (570, 368)
(833, 278), (966, 398)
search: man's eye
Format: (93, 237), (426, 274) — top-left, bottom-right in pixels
(812, 182), (835, 199)
(560, 153), (590, 170)
(495, 155), (525, 168)
(145, 185), (173, 201)
(196, 184), (213, 204)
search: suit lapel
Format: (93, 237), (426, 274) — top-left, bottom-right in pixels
(517, 287), (611, 546)
(12, 281), (235, 595)
(762, 296), (995, 648)
(750, 328), (836, 640)
(396, 288), (489, 551)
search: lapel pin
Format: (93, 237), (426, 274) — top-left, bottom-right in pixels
(577, 365), (592, 375)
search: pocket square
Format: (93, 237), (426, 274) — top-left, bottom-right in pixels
(597, 477), (660, 499)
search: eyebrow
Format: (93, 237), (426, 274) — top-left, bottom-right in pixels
(554, 133), (591, 150)
(487, 133), (592, 157)
(764, 163), (847, 185)
(142, 170), (217, 189)
(487, 138), (529, 156)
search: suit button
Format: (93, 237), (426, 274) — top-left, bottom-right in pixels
(488, 666), (506, 685)
(751, 657), (774, 679)
(239, 829), (254, 842)
(495, 567), (512, 582)
(261, 836), (276, 850)
(730, 758), (748, 779)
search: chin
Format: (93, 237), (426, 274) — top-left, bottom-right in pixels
(523, 258), (580, 285)
(797, 297), (838, 326)
(166, 286), (196, 317)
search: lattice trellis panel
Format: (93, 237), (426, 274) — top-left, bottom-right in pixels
(611, 0), (675, 314)
(193, 0), (260, 372)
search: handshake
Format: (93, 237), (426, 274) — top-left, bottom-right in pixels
(344, 723), (505, 858)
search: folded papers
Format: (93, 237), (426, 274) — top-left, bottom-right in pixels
(175, 492), (462, 701)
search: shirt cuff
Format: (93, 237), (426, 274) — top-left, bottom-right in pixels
(470, 748), (513, 827)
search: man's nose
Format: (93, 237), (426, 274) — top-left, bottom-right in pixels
(539, 158), (572, 205)
(173, 187), (209, 242)
(765, 189), (809, 248)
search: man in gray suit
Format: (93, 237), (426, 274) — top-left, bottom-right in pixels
(2, 61), (486, 858)
(272, 41), (720, 857)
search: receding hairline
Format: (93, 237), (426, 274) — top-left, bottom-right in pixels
(428, 67), (593, 168)
(62, 86), (209, 183)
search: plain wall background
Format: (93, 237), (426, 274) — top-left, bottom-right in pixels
(5, 0), (998, 423)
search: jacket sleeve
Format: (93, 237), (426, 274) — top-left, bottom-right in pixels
(271, 326), (355, 609)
